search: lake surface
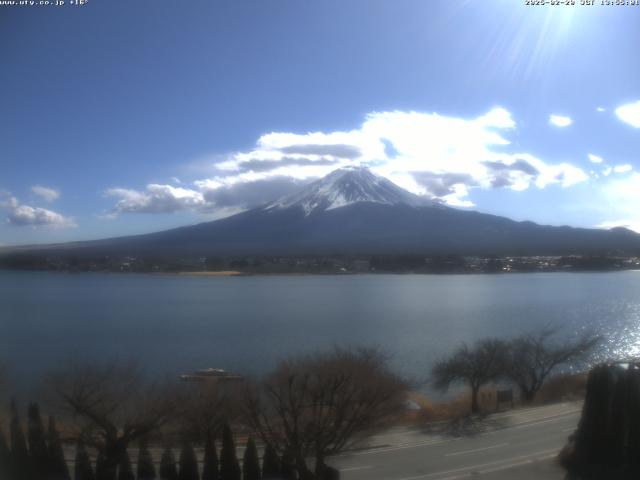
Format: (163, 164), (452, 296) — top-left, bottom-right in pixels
(1, 271), (640, 393)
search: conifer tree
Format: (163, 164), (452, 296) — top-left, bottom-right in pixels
(137, 440), (156, 480)
(95, 449), (117, 480)
(48, 415), (71, 480)
(10, 401), (31, 480)
(219, 424), (241, 480)
(260, 444), (280, 480)
(242, 438), (260, 480)
(27, 403), (49, 477)
(117, 449), (135, 480)
(95, 450), (109, 480)
(178, 440), (199, 480)
(159, 446), (178, 480)
(75, 440), (96, 480)
(280, 450), (296, 480)
(0, 426), (13, 480)
(201, 434), (219, 480)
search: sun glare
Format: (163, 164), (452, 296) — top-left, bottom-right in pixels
(476, 1), (596, 79)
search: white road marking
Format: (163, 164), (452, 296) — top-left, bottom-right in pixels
(393, 448), (559, 480)
(444, 442), (508, 457)
(337, 437), (464, 457)
(507, 415), (575, 431)
(435, 453), (557, 480)
(340, 465), (372, 472)
(472, 453), (557, 476)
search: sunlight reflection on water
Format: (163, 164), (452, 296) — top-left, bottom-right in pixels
(2, 270), (640, 395)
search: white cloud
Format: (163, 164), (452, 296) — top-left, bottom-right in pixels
(31, 185), (60, 202)
(587, 154), (603, 164)
(0, 196), (75, 227)
(549, 114), (572, 128)
(613, 164), (633, 174)
(602, 167), (613, 176)
(615, 100), (640, 128)
(597, 220), (640, 234)
(107, 108), (589, 213)
(476, 107), (517, 129)
(106, 184), (208, 214)
(597, 173), (640, 233)
(596, 107), (606, 113)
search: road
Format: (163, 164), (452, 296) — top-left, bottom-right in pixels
(328, 402), (581, 480)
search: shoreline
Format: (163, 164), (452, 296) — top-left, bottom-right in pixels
(1, 268), (640, 277)
(177, 270), (246, 277)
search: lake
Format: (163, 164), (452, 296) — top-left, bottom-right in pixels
(1, 270), (639, 394)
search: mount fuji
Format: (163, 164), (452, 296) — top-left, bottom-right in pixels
(7, 167), (640, 257)
(264, 167), (431, 215)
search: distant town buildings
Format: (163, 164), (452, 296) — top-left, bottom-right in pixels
(2, 252), (639, 275)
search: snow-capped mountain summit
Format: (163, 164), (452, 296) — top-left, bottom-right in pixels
(265, 166), (430, 215)
(10, 166), (640, 258)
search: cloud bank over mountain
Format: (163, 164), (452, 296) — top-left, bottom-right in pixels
(106, 108), (590, 214)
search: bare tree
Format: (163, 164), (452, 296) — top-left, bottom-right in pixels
(431, 338), (508, 414)
(45, 362), (179, 480)
(245, 347), (407, 480)
(505, 328), (598, 403)
(176, 381), (242, 443)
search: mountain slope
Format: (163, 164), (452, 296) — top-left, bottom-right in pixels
(5, 167), (640, 257)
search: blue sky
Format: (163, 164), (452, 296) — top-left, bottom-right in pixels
(2, 0), (640, 245)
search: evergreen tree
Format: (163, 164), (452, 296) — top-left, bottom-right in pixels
(242, 438), (260, 480)
(608, 368), (627, 464)
(159, 446), (178, 480)
(48, 415), (71, 480)
(96, 449), (117, 480)
(27, 403), (49, 477)
(95, 451), (107, 480)
(280, 450), (296, 480)
(178, 440), (199, 480)
(10, 401), (31, 480)
(117, 449), (135, 480)
(0, 426), (13, 480)
(219, 424), (241, 480)
(201, 434), (219, 480)
(628, 369), (640, 464)
(260, 444), (280, 480)
(75, 440), (96, 480)
(137, 440), (156, 480)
